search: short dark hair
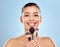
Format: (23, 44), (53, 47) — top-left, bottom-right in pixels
(22, 2), (40, 12)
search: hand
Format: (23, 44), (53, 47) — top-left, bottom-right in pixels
(26, 38), (40, 47)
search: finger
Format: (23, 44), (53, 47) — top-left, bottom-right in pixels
(26, 41), (34, 47)
(26, 44), (32, 47)
(33, 39), (40, 47)
(26, 39), (40, 47)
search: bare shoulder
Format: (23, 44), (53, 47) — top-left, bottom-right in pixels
(3, 35), (26, 47)
(41, 37), (56, 47)
(3, 38), (17, 47)
(41, 37), (53, 41)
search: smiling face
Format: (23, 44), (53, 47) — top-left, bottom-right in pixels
(20, 6), (42, 32)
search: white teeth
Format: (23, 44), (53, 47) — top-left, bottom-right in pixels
(28, 23), (34, 26)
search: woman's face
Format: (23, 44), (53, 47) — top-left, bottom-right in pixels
(21, 6), (41, 31)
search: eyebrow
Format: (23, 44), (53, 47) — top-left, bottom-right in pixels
(34, 12), (38, 14)
(24, 12), (38, 14)
(24, 12), (30, 14)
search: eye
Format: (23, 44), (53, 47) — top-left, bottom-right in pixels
(24, 15), (29, 17)
(34, 15), (39, 17)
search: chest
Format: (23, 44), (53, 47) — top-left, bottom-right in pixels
(13, 39), (28, 47)
(12, 38), (49, 47)
(17, 40), (49, 47)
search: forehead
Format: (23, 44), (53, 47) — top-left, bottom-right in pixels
(22, 6), (40, 14)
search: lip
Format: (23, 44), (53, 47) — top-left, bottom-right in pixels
(27, 22), (36, 27)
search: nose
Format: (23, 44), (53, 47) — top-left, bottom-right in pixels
(29, 16), (34, 21)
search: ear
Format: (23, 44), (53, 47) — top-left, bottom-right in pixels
(20, 16), (23, 23)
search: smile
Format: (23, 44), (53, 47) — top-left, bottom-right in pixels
(27, 22), (36, 27)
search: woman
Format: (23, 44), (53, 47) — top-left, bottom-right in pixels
(4, 2), (55, 47)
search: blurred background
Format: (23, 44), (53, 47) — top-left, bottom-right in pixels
(0, 0), (60, 47)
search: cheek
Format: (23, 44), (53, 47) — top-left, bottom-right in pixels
(23, 17), (28, 23)
(35, 18), (40, 22)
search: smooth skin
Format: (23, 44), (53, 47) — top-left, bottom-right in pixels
(4, 6), (55, 47)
